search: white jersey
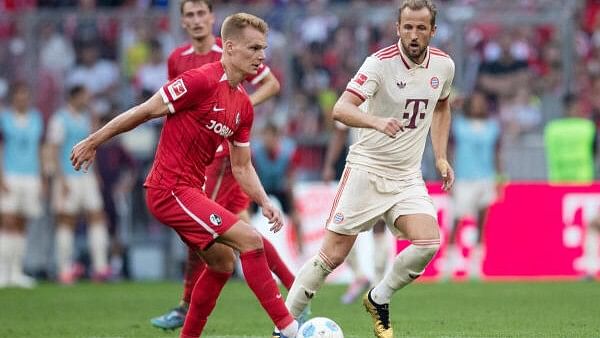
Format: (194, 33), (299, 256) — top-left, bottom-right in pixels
(344, 43), (455, 180)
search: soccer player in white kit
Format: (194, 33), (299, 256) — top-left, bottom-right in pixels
(282, 1), (454, 337)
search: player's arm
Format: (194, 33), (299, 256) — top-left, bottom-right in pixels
(322, 125), (348, 182)
(431, 97), (454, 191)
(249, 72), (280, 106)
(229, 143), (284, 232)
(71, 93), (168, 172)
(332, 91), (403, 138)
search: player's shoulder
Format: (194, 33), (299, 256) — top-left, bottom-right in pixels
(428, 47), (454, 68)
(370, 44), (401, 62)
(168, 43), (195, 60)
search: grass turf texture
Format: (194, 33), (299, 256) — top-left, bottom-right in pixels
(0, 280), (598, 337)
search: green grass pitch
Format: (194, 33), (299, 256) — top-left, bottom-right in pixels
(0, 280), (598, 337)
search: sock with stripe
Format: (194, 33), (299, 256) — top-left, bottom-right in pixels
(371, 239), (440, 305)
(180, 267), (231, 338)
(262, 236), (295, 290)
(240, 249), (295, 331)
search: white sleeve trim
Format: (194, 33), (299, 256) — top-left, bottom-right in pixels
(250, 67), (271, 85)
(233, 141), (250, 147)
(159, 87), (176, 114)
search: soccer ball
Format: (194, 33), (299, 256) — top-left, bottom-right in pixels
(297, 317), (344, 338)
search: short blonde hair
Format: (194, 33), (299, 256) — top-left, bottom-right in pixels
(221, 13), (268, 41)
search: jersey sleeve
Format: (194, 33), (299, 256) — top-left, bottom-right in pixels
(231, 101), (254, 147)
(159, 69), (215, 114)
(245, 63), (271, 86)
(439, 58), (455, 101)
(167, 52), (177, 81)
(345, 56), (383, 102)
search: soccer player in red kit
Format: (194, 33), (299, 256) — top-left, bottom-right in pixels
(71, 13), (299, 338)
(150, 0), (297, 331)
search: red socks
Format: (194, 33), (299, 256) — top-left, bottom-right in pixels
(180, 267), (231, 338)
(262, 236), (295, 290)
(240, 249), (294, 330)
(182, 248), (207, 304)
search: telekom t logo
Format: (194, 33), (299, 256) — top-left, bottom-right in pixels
(561, 193), (600, 248)
(403, 99), (428, 129)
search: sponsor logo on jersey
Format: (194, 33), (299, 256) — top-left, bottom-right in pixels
(235, 112), (241, 125)
(333, 212), (344, 224)
(430, 76), (440, 89)
(206, 120), (234, 137)
(396, 81), (407, 89)
(168, 79), (187, 100)
(212, 105), (225, 112)
(353, 73), (368, 86)
(209, 213), (222, 226)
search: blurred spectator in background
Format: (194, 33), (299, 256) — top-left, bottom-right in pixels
(322, 121), (389, 304)
(499, 87), (542, 139)
(477, 33), (530, 107)
(66, 42), (119, 105)
(252, 121), (303, 254)
(444, 89), (503, 280)
(95, 110), (137, 280)
(134, 39), (167, 101)
(48, 85), (110, 284)
(0, 83), (44, 288)
(544, 94), (599, 279)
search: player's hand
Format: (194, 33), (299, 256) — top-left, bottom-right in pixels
(436, 159), (454, 192)
(70, 138), (97, 173)
(374, 117), (404, 138)
(261, 202), (284, 233)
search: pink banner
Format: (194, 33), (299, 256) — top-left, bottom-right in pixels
(410, 182), (600, 280)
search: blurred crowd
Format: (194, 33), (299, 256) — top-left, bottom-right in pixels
(0, 0), (598, 284)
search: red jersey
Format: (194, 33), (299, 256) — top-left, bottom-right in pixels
(144, 61), (254, 190)
(167, 38), (270, 159)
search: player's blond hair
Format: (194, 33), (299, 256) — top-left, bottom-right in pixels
(221, 13), (268, 41)
(398, 0), (438, 26)
(179, 0), (212, 14)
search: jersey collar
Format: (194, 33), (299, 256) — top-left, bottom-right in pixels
(398, 43), (431, 70)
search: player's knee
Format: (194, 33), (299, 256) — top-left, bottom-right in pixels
(411, 238), (441, 261)
(206, 249), (236, 273)
(239, 226), (263, 252)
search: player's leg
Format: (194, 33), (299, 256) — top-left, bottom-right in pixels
(365, 214), (440, 338)
(469, 180), (496, 280)
(218, 221), (299, 337)
(54, 176), (83, 284)
(584, 214), (600, 279)
(0, 179), (21, 287)
(340, 244), (370, 304)
(180, 244), (234, 338)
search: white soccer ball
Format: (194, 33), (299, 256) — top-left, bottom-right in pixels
(297, 317), (344, 338)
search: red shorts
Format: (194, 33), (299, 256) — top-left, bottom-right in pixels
(146, 186), (239, 250)
(205, 156), (251, 214)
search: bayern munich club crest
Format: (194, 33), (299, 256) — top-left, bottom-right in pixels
(430, 76), (440, 89)
(209, 214), (222, 226)
(333, 212), (344, 224)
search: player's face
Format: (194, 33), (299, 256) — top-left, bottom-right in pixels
(181, 1), (215, 41)
(397, 7), (436, 64)
(12, 87), (30, 111)
(229, 27), (267, 76)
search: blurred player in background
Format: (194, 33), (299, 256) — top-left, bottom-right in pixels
(48, 85), (110, 284)
(282, 1), (454, 337)
(71, 13), (299, 338)
(150, 0), (297, 331)
(322, 121), (389, 304)
(0, 83), (43, 288)
(544, 94), (599, 280)
(444, 89), (502, 280)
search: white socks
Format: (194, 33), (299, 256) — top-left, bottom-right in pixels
(280, 319), (299, 338)
(285, 253), (333, 317)
(0, 232), (29, 285)
(56, 225), (74, 275)
(88, 223), (109, 273)
(371, 239), (440, 305)
(0, 232), (10, 285)
(584, 226), (599, 275)
(10, 233), (26, 278)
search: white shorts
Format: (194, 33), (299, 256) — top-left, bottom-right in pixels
(53, 174), (103, 214)
(0, 175), (42, 218)
(452, 179), (496, 219)
(326, 167), (437, 238)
